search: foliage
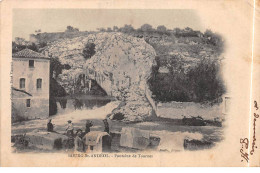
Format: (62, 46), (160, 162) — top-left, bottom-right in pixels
(140, 24), (154, 32)
(50, 57), (71, 79)
(66, 25), (79, 32)
(203, 29), (224, 53)
(82, 42), (96, 60)
(12, 42), (26, 53)
(187, 59), (225, 102)
(49, 96), (57, 116)
(113, 26), (119, 31)
(112, 112), (125, 121)
(148, 58), (225, 103)
(49, 57), (70, 97)
(97, 27), (106, 32)
(107, 27), (112, 32)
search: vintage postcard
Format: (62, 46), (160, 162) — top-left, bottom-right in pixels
(0, 0), (260, 167)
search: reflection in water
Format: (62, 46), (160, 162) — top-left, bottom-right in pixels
(59, 99), (67, 109)
(73, 98), (83, 110)
(55, 96), (112, 115)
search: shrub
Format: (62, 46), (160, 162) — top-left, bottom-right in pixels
(49, 97), (57, 116)
(187, 59), (225, 102)
(148, 58), (225, 104)
(112, 113), (125, 121)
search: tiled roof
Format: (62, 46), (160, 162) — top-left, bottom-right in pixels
(12, 48), (49, 59)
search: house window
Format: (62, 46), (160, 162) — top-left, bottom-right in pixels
(20, 78), (25, 89)
(37, 78), (42, 89)
(29, 60), (34, 68)
(26, 99), (31, 107)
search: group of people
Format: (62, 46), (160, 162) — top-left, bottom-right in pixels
(47, 118), (110, 151)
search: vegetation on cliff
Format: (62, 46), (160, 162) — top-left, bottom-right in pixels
(82, 42), (96, 60)
(43, 32), (156, 121)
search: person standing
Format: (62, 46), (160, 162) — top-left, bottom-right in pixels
(85, 120), (93, 134)
(103, 119), (109, 133)
(66, 120), (74, 137)
(74, 129), (85, 152)
(47, 119), (54, 132)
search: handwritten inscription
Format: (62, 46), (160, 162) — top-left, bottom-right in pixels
(240, 100), (259, 162)
(68, 153), (153, 158)
(254, 101), (258, 110)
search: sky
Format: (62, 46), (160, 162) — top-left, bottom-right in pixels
(13, 9), (204, 40)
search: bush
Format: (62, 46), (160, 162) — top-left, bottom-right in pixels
(148, 58), (225, 104)
(83, 42), (96, 60)
(50, 77), (67, 97)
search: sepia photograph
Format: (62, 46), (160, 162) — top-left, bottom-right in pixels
(1, 0), (259, 167)
(11, 9), (227, 154)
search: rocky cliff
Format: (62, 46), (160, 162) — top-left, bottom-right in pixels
(44, 32), (157, 121)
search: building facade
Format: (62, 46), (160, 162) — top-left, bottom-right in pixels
(12, 49), (50, 122)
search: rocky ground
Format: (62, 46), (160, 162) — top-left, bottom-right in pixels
(44, 32), (156, 122)
(12, 101), (224, 152)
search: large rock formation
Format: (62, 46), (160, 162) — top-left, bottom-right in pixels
(44, 32), (157, 121)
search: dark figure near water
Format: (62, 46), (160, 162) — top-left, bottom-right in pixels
(85, 120), (93, 134)
(103, 119), (109, 133)
(47, 119), (54, 132)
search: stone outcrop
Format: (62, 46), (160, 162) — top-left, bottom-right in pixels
(25, 130), (68, 150)
(44, 32), (157, 121)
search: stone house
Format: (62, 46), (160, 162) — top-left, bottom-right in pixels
(12, 49), (50, 121)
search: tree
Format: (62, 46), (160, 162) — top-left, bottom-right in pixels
(27, 43), (38, 52)
(50, 57), (63, 79)
(140, 24), (153, 32)
(82, 42), (96, 60)
(39, 42), (47, 48)
(157, 25), (167, 32)
(66, 26), (79, 32)
(97, 27), (106, 32)
(66, 26), (74, 31)
(173, 28), (181, 34)
(120, 24), (135, 33)
(187, 59), (225, 102)
(15, 37), (26, 45)
(107, 27), (112, 32)
(204, 30), (224, 54)
(35, 29), (41, 34)
(12, 42), (26, 53)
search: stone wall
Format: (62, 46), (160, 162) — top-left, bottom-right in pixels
(44, 32), (157, 121)
(85, 68), (113, 96)
(30, 31), (89, 43)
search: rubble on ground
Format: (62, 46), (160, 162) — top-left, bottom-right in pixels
(44, 32), (156, 122)
(25, 130), (68, 150)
